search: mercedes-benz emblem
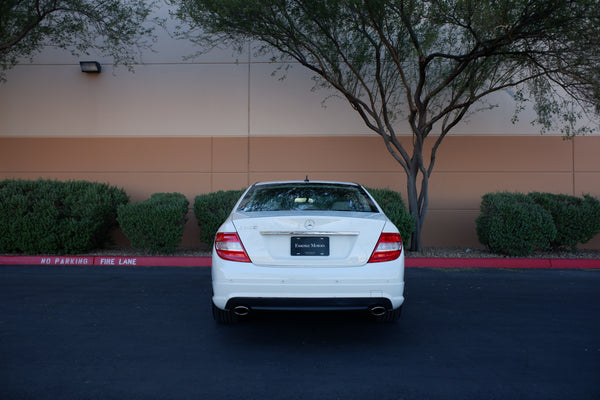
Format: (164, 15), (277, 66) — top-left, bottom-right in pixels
(304, 219), (315, 230)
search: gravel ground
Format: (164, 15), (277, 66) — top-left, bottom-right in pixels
(89, 245), (600, 259)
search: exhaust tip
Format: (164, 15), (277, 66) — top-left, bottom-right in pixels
(369, 305), (387, 317)
(233, 305), (250, 316)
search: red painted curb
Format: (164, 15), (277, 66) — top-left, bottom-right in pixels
(405, 258), (554, 269)
(1, 255), (599, 268)
(549, 258), (600, 269)
(405, 257), (600, 269)
(91, 256), (212, 267)
(0, 255), (211, 267)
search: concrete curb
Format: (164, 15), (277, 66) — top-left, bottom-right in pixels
(405, 257), (600, 269)
(0, 255), (211, 267)
(1, 255), (599, 269)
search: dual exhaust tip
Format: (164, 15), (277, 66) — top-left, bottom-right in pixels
(368, 305), (388, 317)
(232, 305), (388, 317)
(233, 305), (250, 316)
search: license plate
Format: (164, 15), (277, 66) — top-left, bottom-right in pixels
(291, 237), (329, 256)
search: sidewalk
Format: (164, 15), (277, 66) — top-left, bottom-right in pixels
(1, 254), (599, 269)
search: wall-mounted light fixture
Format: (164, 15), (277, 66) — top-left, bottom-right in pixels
(79, 61), (102, 73)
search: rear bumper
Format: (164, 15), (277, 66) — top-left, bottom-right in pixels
(225, 296), (394, 312)
(211, 256), (405, 310)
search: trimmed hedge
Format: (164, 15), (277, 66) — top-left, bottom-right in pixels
(477, 191), (600, 256)
(0, 179), (128, 255)
(366, 187), (415, 247)
(476, 192), (557, 256)
(117, 193), (189, 254)
(528, 192), (600, 250)
(194, 189), (246, 244)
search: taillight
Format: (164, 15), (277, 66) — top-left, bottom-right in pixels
(368, 232), (402, 263)
(214, 232), (251, 263)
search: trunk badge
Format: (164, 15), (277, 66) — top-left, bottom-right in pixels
(304, 219), (315, 230)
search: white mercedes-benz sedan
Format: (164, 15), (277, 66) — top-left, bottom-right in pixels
(211, 180), (405, 323)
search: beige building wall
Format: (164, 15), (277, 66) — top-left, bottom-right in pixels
(1, 135), (599, 248)
(1, 10), (599, 249)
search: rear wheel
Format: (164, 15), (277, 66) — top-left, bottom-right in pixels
(212, 301), (237, 324)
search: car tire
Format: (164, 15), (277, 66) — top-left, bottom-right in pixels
(212, 301), (237, 324)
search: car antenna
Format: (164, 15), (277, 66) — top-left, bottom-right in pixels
(304, 175), (309, 183)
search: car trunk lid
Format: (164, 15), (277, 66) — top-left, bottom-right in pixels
(231, 212), (387, 267)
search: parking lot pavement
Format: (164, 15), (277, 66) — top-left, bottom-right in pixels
(1, 265), (599, 400)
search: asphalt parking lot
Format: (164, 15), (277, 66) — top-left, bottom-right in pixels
(1, 265), (599, 400)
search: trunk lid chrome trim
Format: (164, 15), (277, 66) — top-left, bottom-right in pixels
(260, 231), (359, 236)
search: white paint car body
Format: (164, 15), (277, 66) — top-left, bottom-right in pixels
(211, 181), (405, 323)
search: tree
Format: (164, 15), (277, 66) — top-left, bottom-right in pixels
(171, 0), (600, 251)
(0, 0), (157, 82)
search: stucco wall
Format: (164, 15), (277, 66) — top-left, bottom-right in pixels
(1, 135), (598, 248)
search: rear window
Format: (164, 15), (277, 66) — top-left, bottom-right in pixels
(236, 183), (378, 212)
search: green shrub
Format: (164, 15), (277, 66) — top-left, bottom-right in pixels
(476, 192), (557, 256)
(366, 187), (415, 247)
(0, 179), (128, 254)
(528, 192), (600, 250)
(194, 189), (246, 244)
(117, 193), (189, 254)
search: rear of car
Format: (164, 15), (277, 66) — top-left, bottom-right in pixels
(211, 181), (405, 323)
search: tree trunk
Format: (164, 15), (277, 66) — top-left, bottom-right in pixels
(406, 176), (421, 251)
(405, 140), (429, 252)
(406, 163), (424, 251)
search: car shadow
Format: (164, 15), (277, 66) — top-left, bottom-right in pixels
(212, 309), (403, 349)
